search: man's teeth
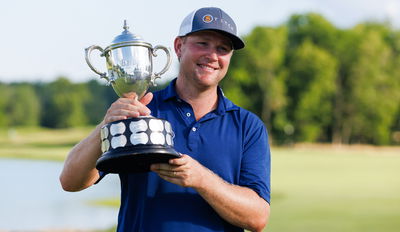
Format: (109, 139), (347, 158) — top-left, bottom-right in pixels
(199, 64), (215, 71)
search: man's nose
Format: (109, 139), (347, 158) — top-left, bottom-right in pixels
(205, 47), (218, 61)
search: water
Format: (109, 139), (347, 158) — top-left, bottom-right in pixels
(0, 159), (120, 231)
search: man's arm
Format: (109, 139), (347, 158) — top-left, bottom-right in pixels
(59, 124), (103, 191)
(196, 167), (270, 232)
(151, 155), (270, 232)
(59, 93), (153, 192)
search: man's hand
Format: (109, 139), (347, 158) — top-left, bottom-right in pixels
(103, 92), (153, 125)
(150, 154), (209, 188)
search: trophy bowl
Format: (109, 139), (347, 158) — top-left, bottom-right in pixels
(85, 21), (180, 173)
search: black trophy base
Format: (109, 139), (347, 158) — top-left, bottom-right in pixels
(96, 145), (181, 173)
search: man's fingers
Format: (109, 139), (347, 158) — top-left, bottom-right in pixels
(111, 96), (151, 116)
(140, 92), (153, 106)
(131, 92), (152, 115)
(121, 92), (152, 105)
(151, 163), (173, 171)
(150, 164), (182, 180)
(169, 154), (188, 165)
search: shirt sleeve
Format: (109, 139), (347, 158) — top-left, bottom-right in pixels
(239, 114), (271, 204)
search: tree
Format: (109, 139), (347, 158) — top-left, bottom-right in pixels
(330, 28), (361, 143)
(41, 77), (88, 128)
(0, 83), (12, 127)
(341, 24), (400, 144)
(222, 26), (288, 143)
(6, 84), (40, 127)
(286, 13), (338, 55)
(286, 40), (337, 142)
(84, 79), (115, 125)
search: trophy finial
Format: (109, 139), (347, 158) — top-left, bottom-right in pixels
(123, 20), (129, 31)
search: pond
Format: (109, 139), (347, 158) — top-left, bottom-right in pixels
(0, 158), (120, 231)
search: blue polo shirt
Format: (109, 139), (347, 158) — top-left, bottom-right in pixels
(112, 79), (270, 232)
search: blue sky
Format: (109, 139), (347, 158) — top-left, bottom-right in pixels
(1, 0), (400, 83)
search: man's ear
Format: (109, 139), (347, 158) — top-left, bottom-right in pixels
(174, 37), (183, 60)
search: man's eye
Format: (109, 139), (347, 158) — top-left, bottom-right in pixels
(218, 46), (231, 54)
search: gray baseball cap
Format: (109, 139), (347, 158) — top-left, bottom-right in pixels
(178, 7), (245, 50)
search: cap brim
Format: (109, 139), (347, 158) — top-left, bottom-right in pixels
(184, 29), (245, 50)
(216, 30), (245, 50)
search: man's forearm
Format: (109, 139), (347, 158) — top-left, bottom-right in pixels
(195, 169), (270, 232)
(59, 123), (103, 192)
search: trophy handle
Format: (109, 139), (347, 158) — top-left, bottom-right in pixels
(152, 45), (172, 85)
(85, 45), (109, 81)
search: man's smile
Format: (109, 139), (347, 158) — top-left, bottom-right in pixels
(197, 63), (218, 72)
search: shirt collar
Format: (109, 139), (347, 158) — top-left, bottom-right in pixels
(159, 78), (239, 114)
(160, 78), (179, 101)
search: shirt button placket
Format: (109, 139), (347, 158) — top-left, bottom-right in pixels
(188, 123), (199, 151)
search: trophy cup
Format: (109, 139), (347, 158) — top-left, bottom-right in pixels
(85, 20), (180, 173)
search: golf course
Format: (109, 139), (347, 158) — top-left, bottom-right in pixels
(1, 127), (399, 231)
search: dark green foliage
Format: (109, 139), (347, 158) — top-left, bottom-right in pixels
(7, 83), (41, 127)
(286, 13), (338, 55)
(223, 13), (400, 145)
(222, 26), (288, 143)
(40, 77), (88, 128)
(286, 40), (337, 142)
(0, 82), (12, 127)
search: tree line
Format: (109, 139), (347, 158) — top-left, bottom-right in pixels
(0, 78), (113, 129)
(1, 13), (400, 145)
(221, 13), (400, 145)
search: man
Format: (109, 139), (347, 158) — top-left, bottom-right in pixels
(60, 7), (271, 232)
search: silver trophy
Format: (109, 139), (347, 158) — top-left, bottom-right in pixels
(85, 21), (180, 173)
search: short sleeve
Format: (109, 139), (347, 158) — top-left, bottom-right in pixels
(239, 116), (271, 204)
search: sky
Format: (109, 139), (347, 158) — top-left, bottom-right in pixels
(1, 0), (400, 83)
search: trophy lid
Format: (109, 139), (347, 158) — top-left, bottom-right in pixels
(105, 20), (152, 51)
(112, 20), (143, 43)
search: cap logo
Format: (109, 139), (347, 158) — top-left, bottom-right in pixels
(202, 14), (213, 23)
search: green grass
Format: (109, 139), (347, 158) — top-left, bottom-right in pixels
(0, 127), (93, 161)
(1, 127), (399, 231)
(267, 144), (400, 232)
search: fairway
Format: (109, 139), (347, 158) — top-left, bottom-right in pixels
(267, 145), (400, 232)
(0, 127), (93, 161)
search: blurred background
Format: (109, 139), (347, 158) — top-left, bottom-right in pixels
(0, 0), (399, 231)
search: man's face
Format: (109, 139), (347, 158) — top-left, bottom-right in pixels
(174, 30), (233, 89)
